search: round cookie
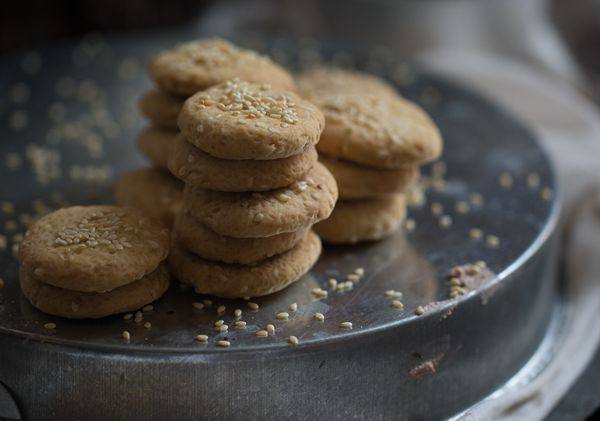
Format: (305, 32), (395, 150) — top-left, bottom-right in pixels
(174, 211), (308, 264)
(18, 206), (170, 293)
(319, 154), (419, 199)
(314, 195), (407, 244)
(183, 162), (338, 238)
(149, 38), (295, 96)
(178, 79), (324, 160)
(138, 89), (184, 129)
(169, 135), (318, 192)
(312, 93), (442, 168)
(115, 168), (183, 226)
(137, 126), (178, 169)
(20, 263), (170, 319)
(297, 67), (399, 99)
(169, 231), (321, 298)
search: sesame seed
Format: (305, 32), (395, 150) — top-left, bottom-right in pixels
(289, 302), (298, 312)
(541, 187), (553, 201)
(122, 331), (131, 341)
(192, 302), (205, 310)
(392, 300), (404, 309)
(215, 319), (224, 327)
(217, 340), (230, 348)
(142, 305), (154, 312)
(44, 322), (56, 330)
(405, 218), (416, 231)
(469, 193), (484, 206)
(431, 203), (443, 216)
(339, 322), (353, 329)
(355, 267), (365, 276)
(217, 305), (226, 314)
(527, 173), (540, 189)
(216, 325), (229, 333)
(469, 228), (483, 240)
(486, 235), (500, 248)
(267, 324), (275, 334)
(195, 334), (208, 342)
(314, 312), (325, 322)
(384, 290), (402, 298)
(288, 336), (299, 345)
(311, 287), (328, 298)
(347, 273), (361, 282)
(144, 322), (151, 329)
(439, 215), (452, 228)
(234, 309), (242, 318)
(256, 330), (269, 337)
(276, 312), (290, 320)
(415, 306), (425, 316)
(235, 321), (247, 328)
(123, 313), (133, 320)
(499, 172), (513, 189)
(455, 201), (470, 214)
(247, 302), (259, 310)
(328, 278), (338, 290)
(203, 299), (213, 306)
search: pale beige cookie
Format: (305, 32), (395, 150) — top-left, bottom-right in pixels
(20, 263), (170, 319)
(169, 231), (321, 298)
(178, 79), (324, 160)
(168, 135), (318, 192)
(18, 206), (170, 293)
(138, 89), (184, 129)
(149, 38), (295, 96)
(115, 168), (183, 226)
(314, 195), (406, 244)
(137, 126), (178, 169)
(319, 154), (419, 199)
(183, 162), (337, 238)
(297, 67), (399, 99)
(310, 93), (442, 169)
(174, 211), (307, 264)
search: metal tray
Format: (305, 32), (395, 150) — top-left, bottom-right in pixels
(0, 35), (560, 420)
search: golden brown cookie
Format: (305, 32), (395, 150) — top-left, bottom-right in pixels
(314, 195), (406, 244)
(19, 206), (170, 293)
(178, 79), (324, 160)
(297, 67), (399, 99)
(183, 162), (338, 238)
(115, 168), (183, 226)
(169, 231), (321, 298)
(168, 134), (318, 192)
(309, 93), (442, 168)
(319, 154), (419, 199)
(138, 89), (184, 129)
(174, 211), (307, 264)
(149, 38), (295, 96)
(137, 126), (178, 169)
(20, 263), (170, 319)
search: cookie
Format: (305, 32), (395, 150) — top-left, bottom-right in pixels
(169, 231), (321, 298)
(20, 263), (170, 319)
(297, 67), (399, 99)
(319, 154), (418, 199)
(314, 195), (406, 244)
(19, 206), (170, 293)
(174, 211), (307, 264)
(138, 89), (184, 129)
(149, 38), (295, 96)
(137, 126), (178, 169)
(308, 93), (442, 169)
(178, 79), (324, 160)
(115, 168), (183, 225)
(168, 134), (318, 192)
(183, 162), (337, 238)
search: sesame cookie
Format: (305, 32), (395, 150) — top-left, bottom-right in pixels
(138, 89), (184, 129)
(18, 206), (170, 293)
(20, 263), (170, 319)
(115, 168), (183, 225)
(314, 195), (406, 244)
(178, 79), (324, 160)
(169, 231), (321, 298)
(319, 154), (419, 199)
(149, 38), (295, 96)
(297, 67), (399, 99)
(168, 134), (318, 192)
(307, 93), (442, 169)
(174, 211), (308, 264)
(137, 126), (178, 169)
(183, 162), (337, 238)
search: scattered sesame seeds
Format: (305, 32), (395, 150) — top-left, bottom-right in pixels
(247, 302), (259, 310)
(415, 306), (425, 316)
(234, 309), (242, 318)
(314, 312), (325, 322)
(217, 305), (226, 315)
(469, 228), (483, 240)
(486, 235), (500, 248)
(311, 287), (328, 298)
(339, 322), (353, 329)
(289, 302), (298, 312)
(288, 336), (299, 345)
(256, 330), (269, 337)
(267, 324), (275, 335)
(44, 322), (56, 330)
(276, 312), (290, 320)
(392, 300), (404, 309)
(192, 302), (205, 310)
(195, 334), (209, 342)
(122, 331), (131, 342)
(235, 321), (247, 329)
(217, 340), (231, 348)
(144, 322), (152, 329)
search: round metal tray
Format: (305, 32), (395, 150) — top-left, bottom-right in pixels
(0, 35), (560, 420)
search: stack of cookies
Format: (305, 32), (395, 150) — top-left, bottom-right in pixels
(168, 79), (338, 298)
(18, 206), (170, 319)
(118, 38), (296, 226)
(297, 68), (442, 243)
